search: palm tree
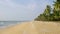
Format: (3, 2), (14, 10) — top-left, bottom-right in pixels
(53, 0), (60, 20)
(43, 5), (51, 16)
(53, 0), (60, 11)
(35, 0), (60, 21)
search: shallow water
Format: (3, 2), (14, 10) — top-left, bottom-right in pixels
(0, 21), (23, 28)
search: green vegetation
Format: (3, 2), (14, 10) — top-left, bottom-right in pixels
(35, 0), (60, 21)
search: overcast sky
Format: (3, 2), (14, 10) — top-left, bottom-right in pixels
(0, 0), (53, 21)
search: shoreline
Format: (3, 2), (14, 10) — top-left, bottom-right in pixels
(0, 21), (60, 34)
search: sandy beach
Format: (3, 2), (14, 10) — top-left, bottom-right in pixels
(0, 21), (60, 34)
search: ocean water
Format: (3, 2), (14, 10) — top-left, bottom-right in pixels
(0, 21), (23, 28)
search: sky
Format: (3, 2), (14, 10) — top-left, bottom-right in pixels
(0, 0), (54, 21)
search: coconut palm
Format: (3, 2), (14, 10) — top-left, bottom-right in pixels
(53, 0), (60, 11)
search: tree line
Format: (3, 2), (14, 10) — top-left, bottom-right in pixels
(35, 0), (60, 21)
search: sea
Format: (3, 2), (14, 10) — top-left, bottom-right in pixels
(0, 21), (26, 29)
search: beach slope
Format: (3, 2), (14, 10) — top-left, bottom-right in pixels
(1, 21), (60, 34)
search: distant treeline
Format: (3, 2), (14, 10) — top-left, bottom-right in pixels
(35, 0), (60, 21)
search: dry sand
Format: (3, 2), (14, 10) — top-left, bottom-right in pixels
(1, 21), (60, 34)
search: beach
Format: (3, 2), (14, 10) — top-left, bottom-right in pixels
(0, 21), (60, 34)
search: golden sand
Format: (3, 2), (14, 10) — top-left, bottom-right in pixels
(1, 21), (60, 34)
